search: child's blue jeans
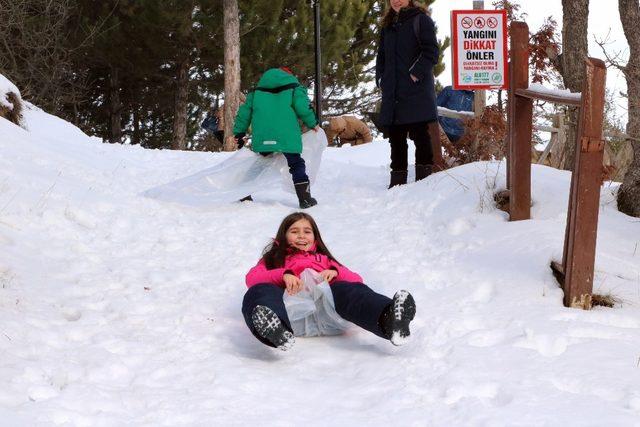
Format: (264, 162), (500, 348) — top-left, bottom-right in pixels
(260, 152), (308, 184)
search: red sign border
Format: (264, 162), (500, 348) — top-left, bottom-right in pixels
(451, 9), (509, 90)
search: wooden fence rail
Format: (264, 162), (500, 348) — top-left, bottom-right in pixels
(504, 21), (607, 309)
(551, 58), (607, 309)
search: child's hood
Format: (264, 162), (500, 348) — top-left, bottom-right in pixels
(257, 68), (300, 89)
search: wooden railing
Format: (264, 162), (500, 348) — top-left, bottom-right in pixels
(506, 21), (607, 309)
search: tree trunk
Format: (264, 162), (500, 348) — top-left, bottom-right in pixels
(617, 0), (640, 216)
(172, 58), (190, 151)
(223, 0), (241, 152)
(109, 67), (122, 144)
(559, 0), (589, 170)
(132, 107), (141, 146)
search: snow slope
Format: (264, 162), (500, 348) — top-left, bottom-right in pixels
(0, 104), (639, 426)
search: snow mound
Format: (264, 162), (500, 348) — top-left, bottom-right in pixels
(0, 104), (639, 425)
(0, 73), (23, 125)
(0, 73), (21, 109)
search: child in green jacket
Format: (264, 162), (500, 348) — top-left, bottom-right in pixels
(233, 67), (320, 209)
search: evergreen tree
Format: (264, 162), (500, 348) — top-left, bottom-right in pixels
(50, 1), (448, 149)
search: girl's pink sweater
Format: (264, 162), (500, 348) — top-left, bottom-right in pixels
(245, 244), (363, 288)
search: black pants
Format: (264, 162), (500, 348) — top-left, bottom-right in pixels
(241, 283), (293, 347)
(388, 122), (433, 172)
(241, 282), (392, 347)
(214, 130), (225, 144)
(260, 152), (308, 184)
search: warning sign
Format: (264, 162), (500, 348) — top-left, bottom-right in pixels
(451, 10), (508, 90)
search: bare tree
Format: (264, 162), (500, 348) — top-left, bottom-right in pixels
(556, 0), (590, 170)
(109, 67), (122, 144)
(171, 58), (190, 150)
(0, 0), (83, 113)
(223, 0), (241, 151)
(616, 0), (640, 216)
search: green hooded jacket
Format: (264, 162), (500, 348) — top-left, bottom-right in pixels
(233, 68), (318, 153)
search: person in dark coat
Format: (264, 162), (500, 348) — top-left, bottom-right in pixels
(436, 85), (475, 142)
(375, 0), (439, 188)
(201, 106), (224, 144)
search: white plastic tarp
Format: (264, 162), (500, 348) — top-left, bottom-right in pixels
(283, 269), (349, 337)
(143, 129), (327, 206)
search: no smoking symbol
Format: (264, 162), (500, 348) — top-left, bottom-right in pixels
(461, 17), (473, 29)
(487, 17), (498, 28)
(474, 17), (486, 29)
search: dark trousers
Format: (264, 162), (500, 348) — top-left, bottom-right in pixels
(214, 130), (224, 144)
(388, 122), (433, 172)
(330, 282), (392, 339)
(260, 152), (308, 184)
(241, 282), (392, 346)
(242, 283), (293, 348)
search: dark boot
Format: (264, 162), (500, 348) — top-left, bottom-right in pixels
(294, 181), (317, 209)
(415, 164), (433, 182)
(238, 195), (253, 202)
(251, 305), (295, 351)
(388, 170), (408, 189)
(379, 290), (416, 346)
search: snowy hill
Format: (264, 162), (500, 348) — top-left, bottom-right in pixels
(1, 103), (639, 426)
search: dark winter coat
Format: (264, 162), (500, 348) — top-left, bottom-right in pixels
(375, 7), (439, 127)
(436, 85), (474, 141)
(201, 114), (219, 134)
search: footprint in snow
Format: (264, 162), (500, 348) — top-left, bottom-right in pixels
(514, 329), (569, 357)
(447, 218), (475, 236)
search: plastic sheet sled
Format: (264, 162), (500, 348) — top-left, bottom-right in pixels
(143, 129), (327, 206)
(283, 269), (349, 337)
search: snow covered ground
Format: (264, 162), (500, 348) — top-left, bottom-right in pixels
(1, 103), (639, 426)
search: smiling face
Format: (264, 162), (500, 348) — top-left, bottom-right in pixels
(390, 0), (409, 12)
(286, 218), (315, 251)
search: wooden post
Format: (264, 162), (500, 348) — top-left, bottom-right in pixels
(555, 112), (567, 168)
(472, 0), (487, 158)
(558, 58), (607, 309)
(538, 113), (563, 165)
(507, 22), (532, 221)
(537, 125), (556, 165)
(505, 59), (511, 190)
(473, 0), (487, 118)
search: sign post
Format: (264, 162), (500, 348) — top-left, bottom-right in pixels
(451, 9), (508, 91)
(472, 0), (486, 118)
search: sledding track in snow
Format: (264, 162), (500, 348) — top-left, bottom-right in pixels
(1, 105), (639, 425)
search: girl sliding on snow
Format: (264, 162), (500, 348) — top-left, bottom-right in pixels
(241, 212), (417, 350)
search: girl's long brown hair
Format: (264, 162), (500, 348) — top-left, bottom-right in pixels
(381, 1), (428, 28)
(262, 212), (340, 269)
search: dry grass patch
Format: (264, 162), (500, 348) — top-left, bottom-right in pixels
(0, 92), (23, 126)
(591, 293), (622, 308)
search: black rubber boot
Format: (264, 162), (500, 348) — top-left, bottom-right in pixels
(294, 182), (317, 209)
(379, 290), (416, 346)
(388, 170), (408, 189)
(251, 305), (295, 351)
(415, 164), (433, 182)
